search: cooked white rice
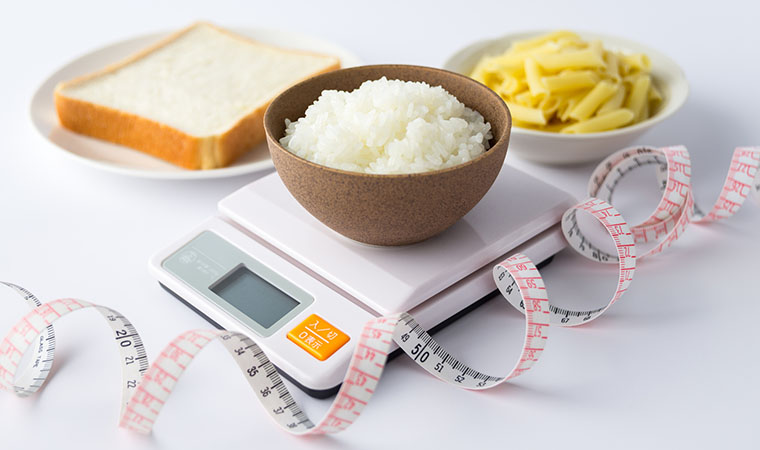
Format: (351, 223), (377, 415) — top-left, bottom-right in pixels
(279, 77), (492, 174)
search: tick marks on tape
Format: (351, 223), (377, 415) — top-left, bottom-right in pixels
(1, 146), (758, 435)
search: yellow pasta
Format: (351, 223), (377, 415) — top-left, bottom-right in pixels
(561, 109), (635, 133)
(494, 75), (523, 96)
(541, 70), (599, 92)
(621, 53), (651, 72)
(589, 40), (604, 59)
(479, 43), (560, 72)
(524, 57), (547, 96)
(597, 84), (626, 114)
(625, 74), (651, 122)
(558, 93), (584, 121)
(507, 102), (547, 125)
(538, 95), (560, 116)
(568, 81), (618, 121)
(603, 52), (621, 82)
(554, 37), (584, 52)
(514, 90), (541, 107)
(533, 49), (606, 71)
(469, 31), (661, 133)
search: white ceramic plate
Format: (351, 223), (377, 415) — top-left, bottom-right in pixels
(443, 31), (689, 165)
(30, 28), (361, 180)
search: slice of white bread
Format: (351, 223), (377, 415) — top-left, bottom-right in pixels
(55, 22), (341, 170)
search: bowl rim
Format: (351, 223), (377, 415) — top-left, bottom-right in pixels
(264, 64), (511, 179)
(443, 29), (689, 140)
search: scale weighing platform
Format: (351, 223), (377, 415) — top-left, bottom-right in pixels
(149, 165), (575, 398)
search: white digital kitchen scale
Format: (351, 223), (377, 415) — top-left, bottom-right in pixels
(149, 165), (575, 397)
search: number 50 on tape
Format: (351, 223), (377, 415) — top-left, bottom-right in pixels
(1, 145), (758, 435)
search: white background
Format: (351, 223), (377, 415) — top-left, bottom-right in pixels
(2, 1), (759, 448)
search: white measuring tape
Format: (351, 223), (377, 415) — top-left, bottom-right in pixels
(2, 145), (758, 435)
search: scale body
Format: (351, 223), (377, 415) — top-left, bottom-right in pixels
(149, 165), (575, 397)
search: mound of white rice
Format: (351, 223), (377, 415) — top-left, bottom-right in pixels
(279, 77), (492, 174)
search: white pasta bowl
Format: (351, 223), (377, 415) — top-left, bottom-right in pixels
(443, 31), (689, 165)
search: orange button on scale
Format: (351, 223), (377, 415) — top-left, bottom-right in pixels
(287, 314), (350, 361)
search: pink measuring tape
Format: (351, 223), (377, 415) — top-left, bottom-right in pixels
(1, 145), (758, 435)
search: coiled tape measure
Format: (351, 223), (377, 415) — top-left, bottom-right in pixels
(1, 145), (758, 435)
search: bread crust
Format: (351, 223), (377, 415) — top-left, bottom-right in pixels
(54, 22), (341, 170)
(54, 93), (204, 169)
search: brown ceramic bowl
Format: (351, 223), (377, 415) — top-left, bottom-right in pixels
(264, 64), (511, 246)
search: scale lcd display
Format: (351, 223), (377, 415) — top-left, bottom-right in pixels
(210, 265), (299, 329)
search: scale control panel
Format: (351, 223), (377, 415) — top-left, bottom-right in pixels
(151, 218), (374, 396)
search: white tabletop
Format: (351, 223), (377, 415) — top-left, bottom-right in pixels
(2, 1), (759, 449)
